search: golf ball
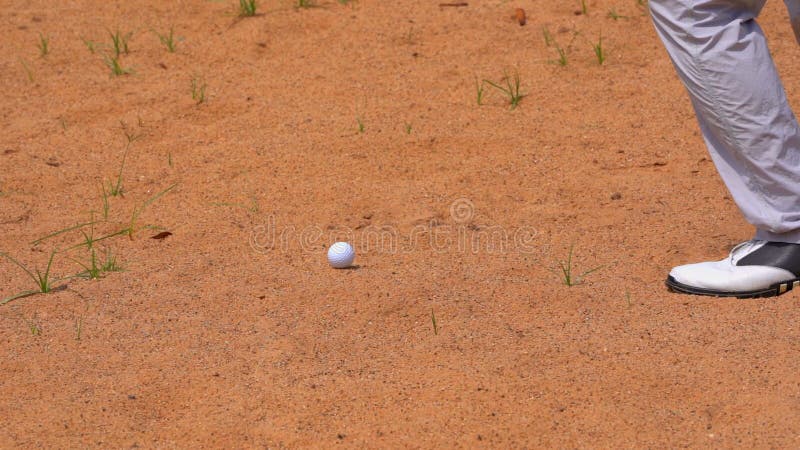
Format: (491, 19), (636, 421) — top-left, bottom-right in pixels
(327, 242), (355, 269)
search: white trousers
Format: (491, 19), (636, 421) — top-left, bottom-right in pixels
(649, 0), (800, 243)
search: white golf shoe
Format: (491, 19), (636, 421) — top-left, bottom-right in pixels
(666, 240), (800, 298)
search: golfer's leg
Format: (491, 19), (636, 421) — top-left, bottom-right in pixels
(650, 0), (800, 243)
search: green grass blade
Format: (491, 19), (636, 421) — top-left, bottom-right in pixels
(0, 252), (39, 285)
(128, 183), (178, 238)
(482, 79), (509, 95)
(65, 228), (129, 251)
(1, 290), (39, 305)
(43, 249), (56, 285)
(142, 183), (178, 209)
(31, 221), (101, 245)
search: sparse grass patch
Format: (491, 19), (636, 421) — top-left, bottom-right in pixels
(103, 54), (133, 76)
(101, 248), (123, 273)
(556, 244), (602, 286)
(592, 33), (606, 65)
(297, 0), (316, 7)
(404, 123), (412, 134)
(542, 26), (555, 47)
(73, 248), (103, 280)
(109, 29), (131, 57)
(578, 0), (588, 15)
(475, 78), (485, 106)
(555, 46), (568, 66)
(191, 76), (207, 104)
(0, 249), (58, 304)
(37, 32), (49, 57)
(154, 27), (178, 53)
(547, 30), (578, 66)
(71, 245), (122, 280)
(19, 58), (34, 82)
(25, 315), (42, 336)
(238, 0), (257, 16)
(81, 36), (98, 53)
(356, 117), (365, 133)
(483, 71), (524, 110)
(431, 309), (439, 335)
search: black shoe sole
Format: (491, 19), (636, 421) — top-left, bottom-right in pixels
(665, 275), (800, 299)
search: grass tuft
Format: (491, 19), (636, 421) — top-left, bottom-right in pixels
(483, 71), (524, 110)
(155, 27), (178, 53)
(555, 46), (568, 66)
(592, 33), (606, 65)
(191, 76), (207, 104)
(103, 54), (133, 77)
(37, 32), (50, 57)
(238, 0), (257, 16)
(109, 29), (131, 57)
(556, 244), (603, 286)
(73, 248), (102, 280)
(72, 247), (122, 280)
(547, 30), (578, 66)
(101, 248), (124, 273)
(81, 36), (98, 53)
(0, 249), (58, 304)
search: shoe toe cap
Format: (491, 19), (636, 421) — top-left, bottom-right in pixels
(670, 261), (795, 293)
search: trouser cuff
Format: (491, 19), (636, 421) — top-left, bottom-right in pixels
(755, 228), (800, 244)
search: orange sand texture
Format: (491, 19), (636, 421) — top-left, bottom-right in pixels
(2, 0), (800, 447)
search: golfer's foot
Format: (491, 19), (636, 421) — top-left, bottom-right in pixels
(666, 240), (800, 299)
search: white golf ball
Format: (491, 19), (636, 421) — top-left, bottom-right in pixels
(327, 242), (355, 269)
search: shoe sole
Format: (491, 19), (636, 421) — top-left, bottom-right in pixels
(665, 275), (800, 299)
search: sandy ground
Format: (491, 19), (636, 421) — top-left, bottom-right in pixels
(2, 0), (800, 447)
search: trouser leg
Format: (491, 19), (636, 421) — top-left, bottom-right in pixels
(649, 0), (800, 243)
(786, 0), (800, 43)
